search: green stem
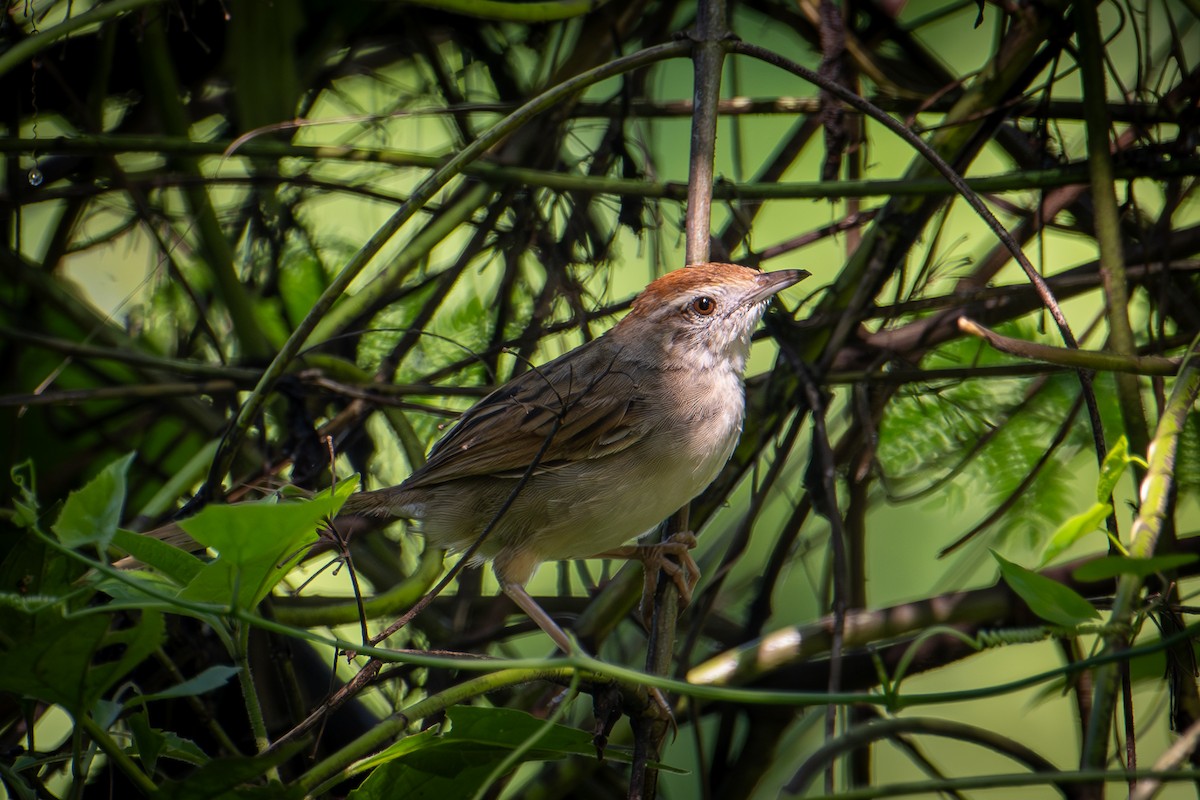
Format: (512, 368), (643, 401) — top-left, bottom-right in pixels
(76, 714), (157, 795)
(134, 441), (221, 520)
(233, 622), (279, 781)
(272, 545), (444, 627)
(69, 726), (84, 800)
(786, 717), (1060, 796)
(1081, 339), (1200, 770)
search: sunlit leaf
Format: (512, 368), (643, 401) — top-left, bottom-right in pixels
(992, 551), (1100, 627)
(1097, 435), (1131, 501)
(51, 452), (136, 551)
(177, 479), (358, 609)
(280, 256), (328, 328)
(1177, 410), (1200, 495)
(1040, 501), (1111, 566)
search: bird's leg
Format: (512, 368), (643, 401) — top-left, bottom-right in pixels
(501, 581), (575, 653)
(589, 531), (700, 628)
(505, 571), (679, 725)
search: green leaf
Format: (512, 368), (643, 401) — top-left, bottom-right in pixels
(0, 615), (112, 710)
(349, 706), (683, 799)
(151, 730), (208, 767)
(992, 551), (1100, 627)
(177, 560), (250, 607)
(81, 608), (166, 706)
(178, 479), (356, 566)
(1, 462), (89, 632)
(1097, 435), (1131, 501)
(0, 530), (89, 644)
(128, 711), (165, 773)
(1073, 554), (1199, 582)
(1040, 502), (1111, 566)
(279, 256), (328, 328)
(349, 731), (499, 800)
(127, 712), (208, 771)
(177, 479), (358, 609)
(153, 730), (209, 766)
(1177, 409), (1200, 494)
(125, 665), (240, 708)
(0, 610), (164, 714)
(112, 528), (205, 584)
(154, 743), (304, 800)
(51, 452), (136, 551)
(94, 570), (192, 607)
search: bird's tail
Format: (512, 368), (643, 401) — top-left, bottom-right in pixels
(337, 486), (421, 520)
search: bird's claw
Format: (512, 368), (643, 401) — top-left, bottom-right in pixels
(637, 531), (700, 629)
(583, 532), (702, 630)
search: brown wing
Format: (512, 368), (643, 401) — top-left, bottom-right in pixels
(402, 338), (649, 489)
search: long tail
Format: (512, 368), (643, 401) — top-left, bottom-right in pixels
(337, 486), (420, 519)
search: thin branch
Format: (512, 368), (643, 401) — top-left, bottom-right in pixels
(958, 318), (1183, 376)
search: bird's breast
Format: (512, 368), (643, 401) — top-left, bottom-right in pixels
(656, 364), (746, 487)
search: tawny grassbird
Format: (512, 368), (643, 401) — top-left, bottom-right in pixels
(342, 262), (807, 651)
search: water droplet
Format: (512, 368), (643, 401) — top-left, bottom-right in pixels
(28, 168), (44, 187)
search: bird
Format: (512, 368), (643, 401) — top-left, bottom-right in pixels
(341, 262), (808, 651)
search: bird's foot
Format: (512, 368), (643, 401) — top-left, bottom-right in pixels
(635, 531), (699, 628)
(590, 532), (700, 629)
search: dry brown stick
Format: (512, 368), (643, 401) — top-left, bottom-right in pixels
(958, 318), (1183, 376)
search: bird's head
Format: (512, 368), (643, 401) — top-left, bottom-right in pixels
(613, 263), (808, 372)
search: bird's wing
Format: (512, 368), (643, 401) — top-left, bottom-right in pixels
(403, 340), (650, 488)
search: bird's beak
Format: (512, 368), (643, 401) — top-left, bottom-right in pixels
(745, 269), (810, 306)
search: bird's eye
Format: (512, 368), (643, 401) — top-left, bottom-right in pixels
(689, 296), (717, 316)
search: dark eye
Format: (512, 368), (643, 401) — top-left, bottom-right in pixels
(689, 296), (717, 316)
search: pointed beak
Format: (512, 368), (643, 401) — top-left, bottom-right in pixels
(745, 269), (810, 306)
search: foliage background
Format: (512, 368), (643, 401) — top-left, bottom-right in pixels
(2, 0), (1199, 798)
